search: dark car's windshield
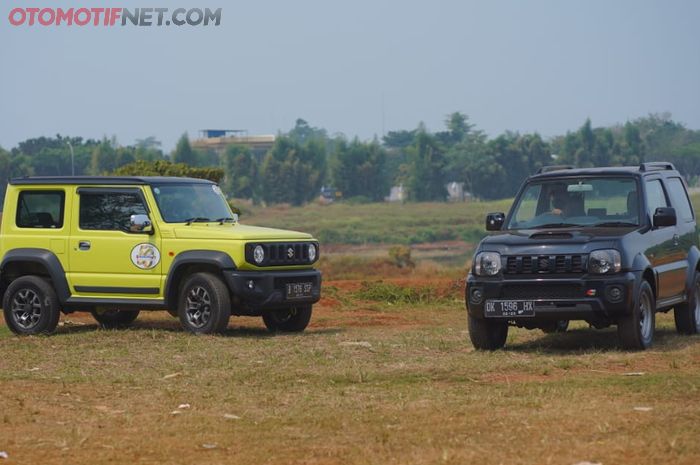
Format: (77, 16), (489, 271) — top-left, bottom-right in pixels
(506, 177), (640, 229)
(151, 183), (233, 223)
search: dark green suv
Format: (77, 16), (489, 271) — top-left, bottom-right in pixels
(466, 163), (700, 350)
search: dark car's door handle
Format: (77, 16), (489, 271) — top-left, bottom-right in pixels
(673, 234), (680, 246)
(78, 241), (91, 251)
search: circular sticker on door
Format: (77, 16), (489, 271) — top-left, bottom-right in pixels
(130, 243), (161, 270)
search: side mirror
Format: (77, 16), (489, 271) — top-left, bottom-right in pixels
(653, 207), (676, 228)
(486, 212), (505, 231)
(130, 214), (153, 233)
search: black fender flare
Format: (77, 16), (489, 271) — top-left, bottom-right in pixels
(163, 250), (236, 307)
(0, 248), (71, 303)
(684, 245), (700, 292)
(631, 253), (655, 296)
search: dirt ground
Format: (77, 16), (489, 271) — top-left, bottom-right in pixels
(1, 278), (699, 465)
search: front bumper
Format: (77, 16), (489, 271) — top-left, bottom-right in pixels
(466, 272), (638, 321)
(224, 269), (322, 310)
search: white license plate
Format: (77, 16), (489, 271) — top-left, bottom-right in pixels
(485, 300), (536, 317)
(286, 282), (313, 299)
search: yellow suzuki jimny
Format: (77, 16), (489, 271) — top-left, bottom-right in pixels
(0, 176), (321, 335)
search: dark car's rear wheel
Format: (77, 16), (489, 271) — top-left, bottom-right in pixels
(91, 309), (140, 329)
(178, 272), (231, 334)
(674, 272), (700, 335)
(468, 314), (508, 350)
(262, 306), (312, 333)
(618, 280), (655, 350)
(3, 276), (61, 335)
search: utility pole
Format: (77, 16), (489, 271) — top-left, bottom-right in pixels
(66, 140), (75, 176)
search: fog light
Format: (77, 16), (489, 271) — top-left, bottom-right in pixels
(606, 285), (623, 303)
(470, 288), (484, 304)
(247, 280), (255, 290)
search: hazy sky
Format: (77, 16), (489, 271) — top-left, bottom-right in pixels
(1, 0), (699, 151)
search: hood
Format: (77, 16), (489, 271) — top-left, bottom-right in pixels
(172, 223), (313, 241)
(480, 227), (633, 255)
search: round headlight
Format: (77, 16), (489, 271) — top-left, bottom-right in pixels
(308, 244), (317, 262)
(589, 249), (621, 274)
(474, 252), (501, 276)
(253, 245), (265, 264)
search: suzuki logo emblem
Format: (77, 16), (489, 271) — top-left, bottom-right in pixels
(287, 247), (295, 258)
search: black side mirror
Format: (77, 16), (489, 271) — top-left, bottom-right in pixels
(653, 207), (676, 228)
(486, 212), (505, 231)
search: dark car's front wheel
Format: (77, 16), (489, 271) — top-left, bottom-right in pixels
(618, 280), (655, 350)
(674, 272), (700, 335)
(468, 314), (508, 350)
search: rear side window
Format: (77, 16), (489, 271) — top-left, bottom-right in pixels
(645, 179), (668, 219)
(16, 191), (65, 229)
(79, 192), (148, 231)
(666, 177), (694, 222)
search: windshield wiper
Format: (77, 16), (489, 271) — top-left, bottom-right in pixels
(184, 217), (211, 225)
(216, 217), (235, 224)
(535, 223), (579, 229)
(593, 221), (638, 227)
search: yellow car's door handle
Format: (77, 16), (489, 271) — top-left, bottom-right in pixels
(78, 241), (91, 251)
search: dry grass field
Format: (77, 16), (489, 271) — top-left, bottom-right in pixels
(2, 197), (700, 464)
(1, 273), (699, 465)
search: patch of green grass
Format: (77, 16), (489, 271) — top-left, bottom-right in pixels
(243, 200), (512, 245)
(353, 280), (438, 304)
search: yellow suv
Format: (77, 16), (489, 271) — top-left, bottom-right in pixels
(0, 176), (321, 335)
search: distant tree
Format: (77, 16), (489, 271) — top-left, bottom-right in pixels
(382, 129), (417, 149)
(221, 144), (258, 200)
(260, 135), (325, 205)
(135, 136), (162, 150)
(171, 133), (197, 165)
(330, 138), (388, 201)
(406, 130), (446, 201)
(288, 118), (328, 144)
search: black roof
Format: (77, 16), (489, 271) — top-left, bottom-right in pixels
(530, 163), (678, 180)
(9, 176), (216, 186)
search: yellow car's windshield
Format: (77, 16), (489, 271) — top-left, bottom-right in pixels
(151, 183), (233, 223)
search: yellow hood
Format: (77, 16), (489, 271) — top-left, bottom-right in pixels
(172, 223), (313, 241)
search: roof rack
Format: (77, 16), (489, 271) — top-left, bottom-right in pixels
(536, 165), (575, 174)
(639, 162), (675, 172)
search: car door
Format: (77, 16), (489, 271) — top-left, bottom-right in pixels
(643, 178), (684, 300)
(664, 176), (695, 290)
(67, 187), (162, 298)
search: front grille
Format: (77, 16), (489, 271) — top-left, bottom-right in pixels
(500, 284), (582, 300)
(246, 242), (318, 266)
(505, 255), (586, 275)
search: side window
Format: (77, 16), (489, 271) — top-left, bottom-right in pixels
(645, 179), (668, 219)
(79, 192), (147, 231)
(16, 191), (65, 229)
(666, 178), (694, 222)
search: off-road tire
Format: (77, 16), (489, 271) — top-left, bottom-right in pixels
(674, 272), (700, 335)
(468, 314), (508, 350)
(178, 272), (231, 334)
(91, 309), (140, 329)
(3, 276), (61, 335)
(618, 280), (655, 350)
(541, 320), (569, 334)
(262, 306), (312, 333)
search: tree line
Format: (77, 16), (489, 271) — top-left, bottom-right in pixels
(1, 112), (699, 205)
